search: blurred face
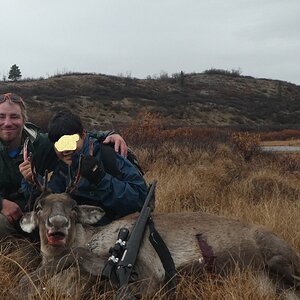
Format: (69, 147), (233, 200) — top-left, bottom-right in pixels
(0, 101), (25, 149)
(54, 133), (86, 165)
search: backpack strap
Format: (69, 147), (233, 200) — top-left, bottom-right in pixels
(127, 148), (144, 176)
(100, 144), (122, 177)
(89, 130), (145, 177)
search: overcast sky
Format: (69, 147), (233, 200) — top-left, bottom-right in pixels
(1, 0), (299, 85)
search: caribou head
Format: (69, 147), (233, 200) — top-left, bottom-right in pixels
(20, 191), (105, 259)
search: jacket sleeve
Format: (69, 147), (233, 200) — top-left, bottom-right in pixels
(89, 130), (116, 142)
(96, 157), (148, 217)
(75, 151), (148, 218)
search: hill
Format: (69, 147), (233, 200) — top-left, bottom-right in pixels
(0, 72), (299, 131)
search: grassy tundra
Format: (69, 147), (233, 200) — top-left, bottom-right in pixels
(1, 120), (300, 299)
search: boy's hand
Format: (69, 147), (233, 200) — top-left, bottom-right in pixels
(80, 156), (105, 184)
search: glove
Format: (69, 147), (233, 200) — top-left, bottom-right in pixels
(80, 156), (105, 185)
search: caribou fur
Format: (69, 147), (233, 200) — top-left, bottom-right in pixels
(18, 191), (300, 298)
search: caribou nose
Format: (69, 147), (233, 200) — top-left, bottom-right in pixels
(47, 215), (69, 228)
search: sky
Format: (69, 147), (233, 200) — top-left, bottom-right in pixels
(1, 0), (300, 85)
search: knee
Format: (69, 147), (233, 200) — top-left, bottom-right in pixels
(0, 213), (17, 239)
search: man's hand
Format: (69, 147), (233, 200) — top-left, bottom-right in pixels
(1, 199), (23, 224)
(19, 160), (34, 184)
(102, 134), (128, 157)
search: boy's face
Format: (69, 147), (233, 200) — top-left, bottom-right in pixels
(54, 132), (86, 165)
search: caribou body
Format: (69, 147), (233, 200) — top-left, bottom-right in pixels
(18, 191), (300, 297)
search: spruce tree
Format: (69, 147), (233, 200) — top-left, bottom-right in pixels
(8, 64), (22, 81)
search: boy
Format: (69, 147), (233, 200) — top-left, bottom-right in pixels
(23, 110), (148, 225)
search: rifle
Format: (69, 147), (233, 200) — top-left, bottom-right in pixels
(101, 227), (129, 282)
(114, 180), (157, 298)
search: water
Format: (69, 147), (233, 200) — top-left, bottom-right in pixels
(260, 146), (300, 152)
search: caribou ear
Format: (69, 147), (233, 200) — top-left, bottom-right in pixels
(20, 212), (38, 233)
(77, 205), (106, 225)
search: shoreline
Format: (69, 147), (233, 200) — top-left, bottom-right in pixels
(260, 139), (300, 147)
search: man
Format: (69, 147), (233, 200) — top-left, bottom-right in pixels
(22, 110), (148, 225)
(0, 93), (127, 237)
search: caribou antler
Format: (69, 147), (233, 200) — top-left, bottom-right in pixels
(23, 137), (29, 162)
(89, 137), (94, 156)
(23, 137), (44, 192)
(66, 137), (95, 194)
(24, 140), (50, 210)
(65, 154), (84, 194)
(29, 153), (43, 191)
(43, 169), (49, 191)
(23, 138), (43, 191)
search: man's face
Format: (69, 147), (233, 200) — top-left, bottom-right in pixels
(0, 101), (25, 147)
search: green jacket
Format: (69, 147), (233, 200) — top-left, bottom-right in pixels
(0, 123), (113, 212)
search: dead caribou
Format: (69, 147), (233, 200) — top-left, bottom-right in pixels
(16, 189), (300, 298)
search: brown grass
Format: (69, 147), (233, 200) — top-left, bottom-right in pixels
(2, 128), (300, 299)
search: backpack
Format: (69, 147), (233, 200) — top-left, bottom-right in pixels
(89, 132), (144, 177)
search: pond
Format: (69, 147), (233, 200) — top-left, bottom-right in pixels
(260, 146), (300, 152)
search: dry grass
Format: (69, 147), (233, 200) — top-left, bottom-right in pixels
(0, 238), (40, 298)
(2, 138), (300, 299)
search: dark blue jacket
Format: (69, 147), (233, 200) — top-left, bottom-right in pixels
(47, 134), (148, 222)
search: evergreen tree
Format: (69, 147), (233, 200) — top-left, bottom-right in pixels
(8, 64), (22, 81)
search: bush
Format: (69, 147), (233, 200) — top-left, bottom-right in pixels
(122, 112), (230, 149)
(203, 68), (242, 77)
(230, 132), (261, 160)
